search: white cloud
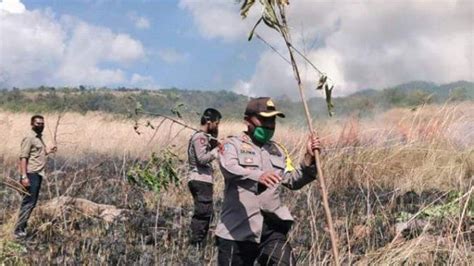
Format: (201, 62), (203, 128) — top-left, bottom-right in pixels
(0, 9), (65, 87)
(233, 80), (253, 96)
(0, 0), (25, 14)
(131, 73), (157, 89)
(183, 0), (474, 96)
(56, 21), (145, 86)
(158, 48), (189, 64)
(179, 0), (254, 42)
(0, 2), (146, 88)
(131, 73), (152, 84)
(128, 12), (150, 30)
(135, 17), (150, 29)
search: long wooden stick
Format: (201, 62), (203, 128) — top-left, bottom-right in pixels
(52, 113), (68, 231)
(254, 33), (335, 85)
(135, 109), (219, 141)
(1, 177), (30, 196)
(277, 5), (340, 265)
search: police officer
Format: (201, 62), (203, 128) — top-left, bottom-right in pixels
(216, 97), (321, 265)
(15, 115), (57, 238)
(187, 108), (222, 248)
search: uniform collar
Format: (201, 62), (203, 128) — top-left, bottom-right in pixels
(240, 132), (253, 144)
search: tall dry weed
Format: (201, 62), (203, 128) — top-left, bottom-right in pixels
(0, 102), (472, 264)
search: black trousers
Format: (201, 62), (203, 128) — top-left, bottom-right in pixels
(217, 218), (295, 266)
(188, 180), (213, 246)
(15, 173), (42, 233)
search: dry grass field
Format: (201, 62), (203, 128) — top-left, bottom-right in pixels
(0, 102), (472, 264)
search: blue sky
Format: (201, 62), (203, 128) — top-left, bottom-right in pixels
(1, 0), (472, 97)
(21, 0), (262, 91)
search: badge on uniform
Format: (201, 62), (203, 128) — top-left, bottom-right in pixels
(199, 138), (206, 145)
(244, 157), (254, 164)
(241, 143), (253, 150)
(241, 135), (250, 142)
(240, 143), (255, 155)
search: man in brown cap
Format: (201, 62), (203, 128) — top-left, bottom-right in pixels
(215, 97), (321, 265)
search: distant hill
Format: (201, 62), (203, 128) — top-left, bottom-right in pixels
(393, 81), (438, 91)
(0, 81), (472, 121)
(318, 80), (474, 117)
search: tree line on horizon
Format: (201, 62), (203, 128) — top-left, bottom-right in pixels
(0, 80), (472, 122)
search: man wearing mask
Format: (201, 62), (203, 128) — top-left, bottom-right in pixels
(187, 108), (222, 249)
(15, 115), (57, 238)
(216, 97), (321, 265)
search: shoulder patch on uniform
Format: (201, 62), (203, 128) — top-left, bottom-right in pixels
(267, 142), (282, 157)
(223, 143), (233, 152)
(198, 137), (206, 145)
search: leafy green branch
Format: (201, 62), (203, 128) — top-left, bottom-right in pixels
(127, 150), (181, 194)
(241, 0), (335, 116)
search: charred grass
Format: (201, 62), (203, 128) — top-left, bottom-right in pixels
(0, 103), (473, 264)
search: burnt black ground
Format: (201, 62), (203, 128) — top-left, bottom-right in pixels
(0, 155), (471, 264)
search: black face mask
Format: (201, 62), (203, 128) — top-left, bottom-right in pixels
(33, 126), (44, 134)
